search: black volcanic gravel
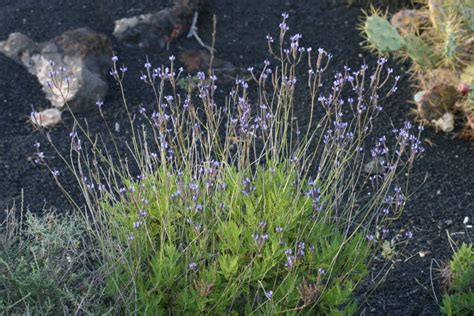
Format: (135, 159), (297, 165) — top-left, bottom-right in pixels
(0, 0), (472, 314)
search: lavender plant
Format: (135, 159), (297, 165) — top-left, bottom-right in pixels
(35, 13), (423, 314)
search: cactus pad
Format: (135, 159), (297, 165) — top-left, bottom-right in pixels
(403, 34), (437, 69)
(364, 15), (405, 53)
(442, 19), (463, 66)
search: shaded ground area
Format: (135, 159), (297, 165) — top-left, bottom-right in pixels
(0, 0), (472, 314)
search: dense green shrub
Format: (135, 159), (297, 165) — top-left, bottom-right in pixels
(0, 207), (104, 314)
(27, 12), (422, 314)
(440, 243), (474, 315)
(102, 163), (371, 314)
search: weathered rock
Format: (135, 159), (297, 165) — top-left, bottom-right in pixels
(30, 108), (62, 128)
(432, 112), (455, 132)
(179, 49), (247, 82)
(390, 9), (426, 32)
(113, 0), (201, 48)
(0, 28), (112, 112)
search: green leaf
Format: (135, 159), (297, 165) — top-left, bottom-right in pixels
(219, 254), (239, 279)
(218, 221), (242, 254)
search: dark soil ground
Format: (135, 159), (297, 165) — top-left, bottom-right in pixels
(0, 0), (472, 314)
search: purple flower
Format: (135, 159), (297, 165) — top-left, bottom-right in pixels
(279, 22), (289, 31)
(189, 262), (198, 271)
(171, 190), (181, 199)
(265, 290), (273, 300)
(285, 255), (296, 268)
(51, 169), (60, 177)
(111, 55), (118, 62)
(96, 100), (103, 108)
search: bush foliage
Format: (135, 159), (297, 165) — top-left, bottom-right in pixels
(4, 13), (423, 314)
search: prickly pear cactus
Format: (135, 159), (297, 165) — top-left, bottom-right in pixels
(363, 15), (405, 53)
(403, 34), (436, 69)
(359, 0), (474, 140)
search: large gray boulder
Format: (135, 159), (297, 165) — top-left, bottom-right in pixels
(0, 28), (112, 112)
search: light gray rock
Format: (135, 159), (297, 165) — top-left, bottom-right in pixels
(0, 28), (112, 112)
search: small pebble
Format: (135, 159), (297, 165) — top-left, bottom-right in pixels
(419, 250), (431, 258)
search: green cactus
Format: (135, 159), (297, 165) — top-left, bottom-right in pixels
(364, 15), (405, 53)
(428, 0), (447, 33)
(444, 24), (458, 62)
(450, 0), (474, 31)
(403, 33), (437, 69)
(359, 1), (474, 137)
(441, 16), (466, 67)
